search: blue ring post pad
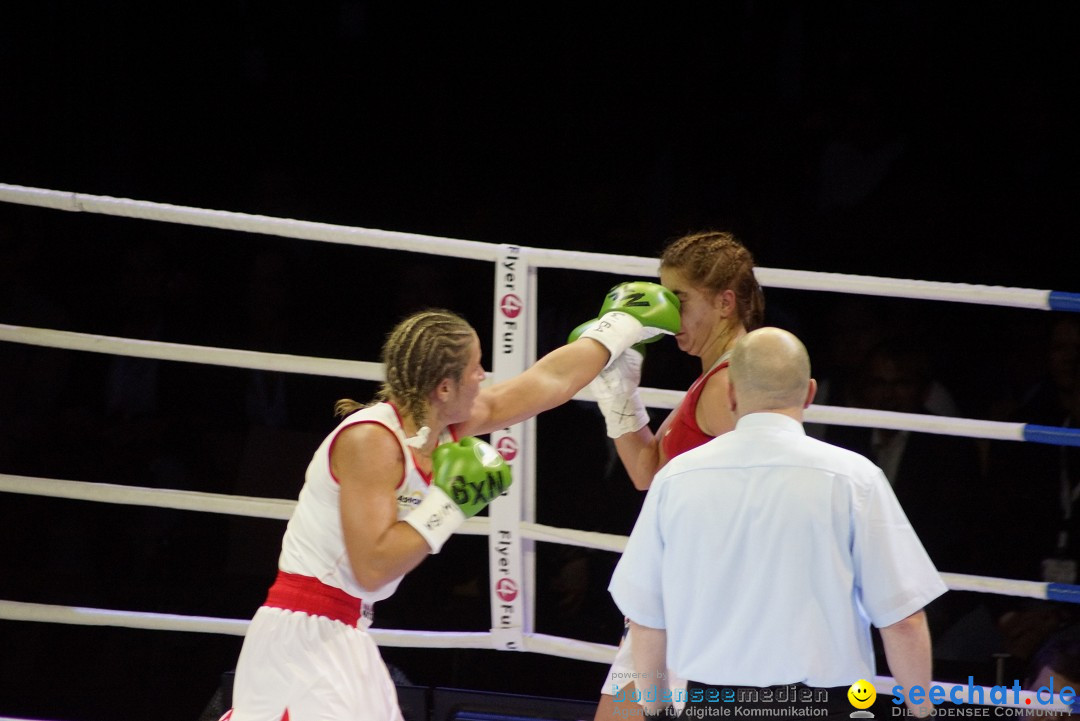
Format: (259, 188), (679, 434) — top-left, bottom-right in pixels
(1047, 583), (1080, 604)
(1023, 425), (1080, 449)
(1049, 291), (1080, 313)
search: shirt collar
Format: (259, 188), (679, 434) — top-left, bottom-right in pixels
(734, 411), (806, 435)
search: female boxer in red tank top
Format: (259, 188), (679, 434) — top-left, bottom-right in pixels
(594, 231), (765, 720)
(609, 230), (765, 490)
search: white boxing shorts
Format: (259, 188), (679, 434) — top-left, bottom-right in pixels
(226, 573), (403, 721)
(601, 620), (686, 709)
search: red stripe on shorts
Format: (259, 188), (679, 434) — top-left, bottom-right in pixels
(263, 571), (363, 627)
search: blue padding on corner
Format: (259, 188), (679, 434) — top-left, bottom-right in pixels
(1023, 424), (1080, 448)
(1047, 583), (1080, 604)
(1049, 291), (1080, 313)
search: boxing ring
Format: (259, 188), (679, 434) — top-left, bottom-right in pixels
(3, 182), (1080, 716)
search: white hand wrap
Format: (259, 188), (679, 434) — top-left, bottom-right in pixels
(577, 311), (662, 368)
(403, 485), (467, 554)
(589, 348), (649, 438)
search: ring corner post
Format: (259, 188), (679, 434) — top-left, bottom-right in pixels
(488, 244), (531, 651)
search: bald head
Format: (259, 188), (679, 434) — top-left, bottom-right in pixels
(728, 327), (815, 418)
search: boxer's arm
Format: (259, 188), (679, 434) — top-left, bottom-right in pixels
(457, 338), (610, 436)
(614, 408), (675, 490)
(460, 281), (680, 436)
(337, 424), (431, 590)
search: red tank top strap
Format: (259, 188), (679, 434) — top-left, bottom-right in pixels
(263, 571), (365, 627)
(660, 359), (730, 460)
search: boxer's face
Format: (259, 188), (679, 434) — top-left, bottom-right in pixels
(448, 333), (485, 423)
(659, 266), (724, 358)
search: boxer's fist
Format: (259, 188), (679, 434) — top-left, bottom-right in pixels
(599, 282), (681, 344)
(570, 281), (680, 366)
(432, 437), (512, 518)
(404, 437), (512, 553)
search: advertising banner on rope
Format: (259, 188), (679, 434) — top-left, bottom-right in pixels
(488, 244), (527, 650)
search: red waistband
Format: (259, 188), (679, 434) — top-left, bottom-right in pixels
(263, 571), (364, 627)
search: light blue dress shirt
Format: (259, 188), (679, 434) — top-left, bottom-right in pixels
(609, 412), (947, 688)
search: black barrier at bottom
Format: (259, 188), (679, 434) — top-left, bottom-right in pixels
(195, 671), (597, 721)
(431, 687), (596, 721)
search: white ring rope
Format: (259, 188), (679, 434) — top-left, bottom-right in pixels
(0, 473), (1050, 599)
(0, 324), (383, 381)
(0, 473), (489, 533)
(0, 599), (496, 650)
(0, 182), (1059, 309)
(0, 473), (299, 519)
(0, 474), (608, 552)
(753, 266), (1050, 308)
(0, 599), (613, 662)
(0, 599), (1066, 711)
(802, 405), (1027, 442)
(0, 323), (1031, 443)
(0, 184), (499, 263)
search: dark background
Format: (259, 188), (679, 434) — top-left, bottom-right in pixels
(2, 3), (1080, 720)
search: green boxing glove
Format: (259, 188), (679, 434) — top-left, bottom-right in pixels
(599, 281), (681, 345)
(404, 437), (513, 553)
(569, 281), (681, 366)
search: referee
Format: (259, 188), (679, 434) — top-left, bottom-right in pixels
(609, 327), (945, 719)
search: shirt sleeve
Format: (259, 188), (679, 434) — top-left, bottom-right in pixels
(608, 473), (668, 629)
(853, 467), (949, 628)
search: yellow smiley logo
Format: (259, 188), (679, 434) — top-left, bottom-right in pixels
(847, 679), (876, 709)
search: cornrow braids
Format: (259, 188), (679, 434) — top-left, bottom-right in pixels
(350, 309), (476, 427)
(660, 231), (765, 330)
